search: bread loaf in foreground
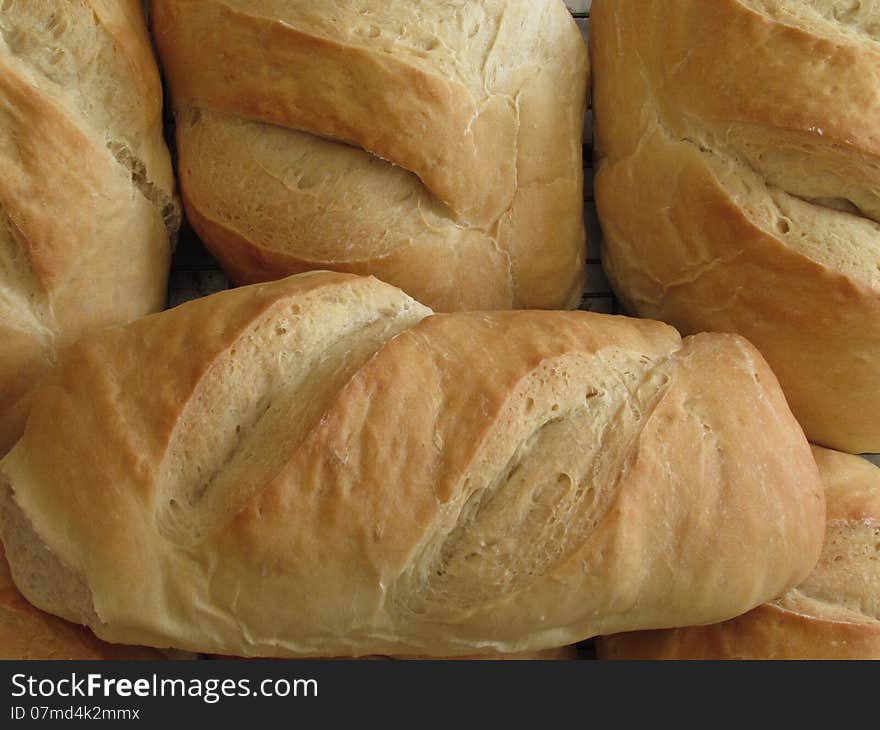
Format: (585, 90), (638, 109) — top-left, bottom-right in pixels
(150, 0), (588, 312)
(0, 272), (824, 657)
(0, 0), (179, 455)
(598, 447), (880, 660)
(591, 0), (880, 453)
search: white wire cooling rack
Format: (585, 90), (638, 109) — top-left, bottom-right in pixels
(569, 3), (615, 316)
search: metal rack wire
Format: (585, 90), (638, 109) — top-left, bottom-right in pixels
(568, 3), (616, 315)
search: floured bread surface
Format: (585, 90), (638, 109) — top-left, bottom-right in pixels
(151, 0), (588, 312)
(0, 272), (824, 657)
(598, 446), (880, 660)
(591, 0), (880, 452)
(0, 0), (179, 455)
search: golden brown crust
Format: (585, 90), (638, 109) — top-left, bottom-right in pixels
(151, 0), (587, 312)
(0, 0), (178, 455)
(591, 0), (880, 452)
(597, 447), (880, 660)
(0, 272), (824, 658)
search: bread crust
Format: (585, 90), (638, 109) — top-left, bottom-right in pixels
(0, 0), (179, 454)
(598, 447), (880, 660)
(0, 272), (824, 657)
(591, 0), (880, 452)
(151, 0), (588, 311)
(0, 545), (162, 660)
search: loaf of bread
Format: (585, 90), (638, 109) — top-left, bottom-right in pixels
(591, 0), (880, 453)
(598, 446), (880, 660)
(150, 0), (588, 312)
(0, 272), (824, 657)
(0, 544), (163, 660)
(0, 0), (179, 455)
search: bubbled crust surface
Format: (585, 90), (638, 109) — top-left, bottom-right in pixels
(150, 0), (588, 312)
(0, 0), (179, 455)
(0, 272), (823, 658)
(598, 446), (880, 660)
(591, 0), (880, 453)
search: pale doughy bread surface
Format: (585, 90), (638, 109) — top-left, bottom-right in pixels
(0, 544), (163, 660)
